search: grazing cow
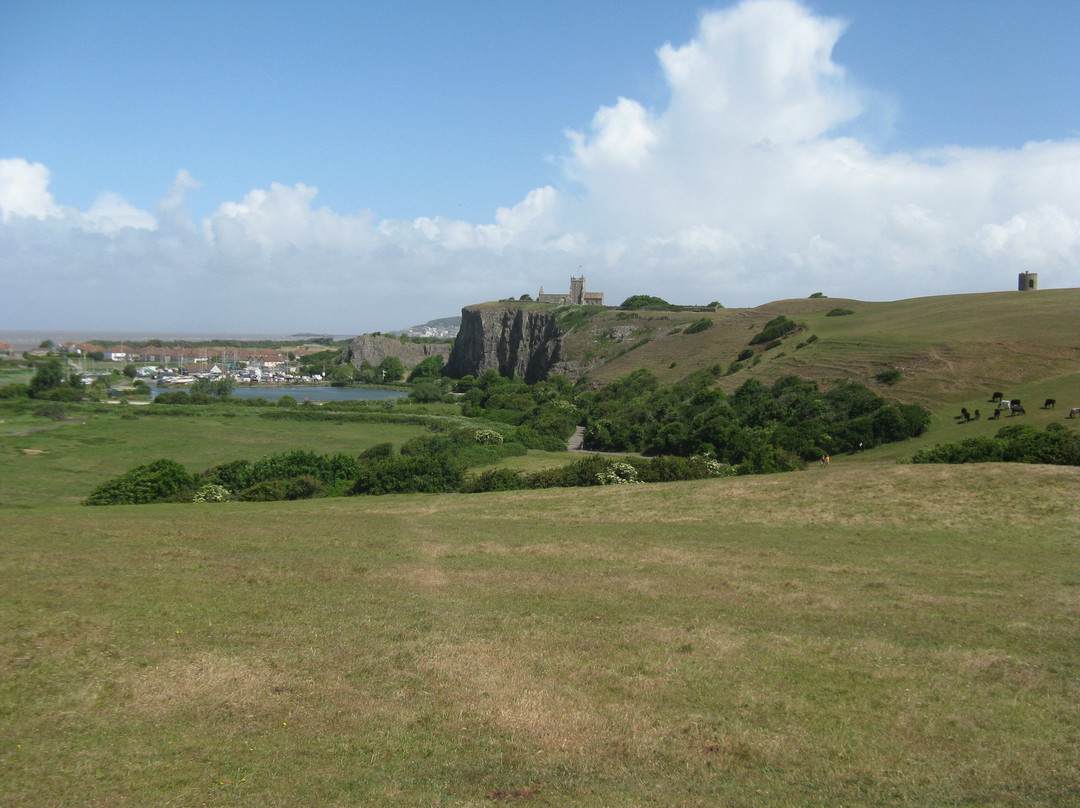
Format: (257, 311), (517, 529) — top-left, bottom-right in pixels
(989, 409), (1001, 420)
(991, 391), (1003, 402)
(1044, 398), (1056, 409)
(960, 407), (970, 422)
(1070, 407), (1080, 419)
(1011, 404), (1026, 416)
(973, 409), (980, 421)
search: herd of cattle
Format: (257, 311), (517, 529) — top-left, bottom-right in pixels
(959, 393), (1080, 422)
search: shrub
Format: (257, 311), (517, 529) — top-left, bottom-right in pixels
(358, 442), (395, 463)
(596, 461), (640, 485)
(620, 294), (674, 310)
(193, 483), (231, 503)
(683, 318), (714, 335)
(462, 467), (528, 493)
(154, 391), (191, 405)
(473, 428), (504, 445)
(199, 459), (255, 492)
(239, 475), (326, 502)
(875, 368), (902, 385)
(749, 315), (798, 345)
(34, 403), (67, 421)
(84, 459), (196, 505)
(826, 308), (854, 317)
(352, 454), (465, 495)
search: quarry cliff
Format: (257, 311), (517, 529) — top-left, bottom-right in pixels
(344, 333), (452, 370)
(444, 305), (567, 383)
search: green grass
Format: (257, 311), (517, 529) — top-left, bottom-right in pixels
(2, 464), (1078, 806)
(0, 406), (433, 508)
(4, 288), (1080, 804)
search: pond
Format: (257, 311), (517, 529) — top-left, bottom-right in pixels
(153, 385), (407, 403)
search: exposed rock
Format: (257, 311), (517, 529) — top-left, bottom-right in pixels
(344, 334), (452, 369)
(445, 306), (565, 383)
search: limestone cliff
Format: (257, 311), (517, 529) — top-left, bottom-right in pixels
(344, 334), (452, 369)
(444, 306), (565, 383)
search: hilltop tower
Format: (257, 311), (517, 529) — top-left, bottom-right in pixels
(569, 275), (585, 305)
(1018, 272), (1038, 291)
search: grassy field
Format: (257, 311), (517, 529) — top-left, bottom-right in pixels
(4, 288), (1080, 805)
(2, 462), (1078, 806)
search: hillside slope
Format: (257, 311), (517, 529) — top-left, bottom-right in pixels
(565, 289), (1080, 411)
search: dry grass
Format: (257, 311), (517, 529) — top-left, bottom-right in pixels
(3, 462), (1079, 805)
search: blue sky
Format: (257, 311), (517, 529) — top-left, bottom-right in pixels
(2, 0), (1079, 334)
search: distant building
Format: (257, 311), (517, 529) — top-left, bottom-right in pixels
(1018, 272), (1038, 291)
(537, 275), (605, 306)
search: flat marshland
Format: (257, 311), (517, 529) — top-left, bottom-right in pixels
(3, 438), (1078, 804)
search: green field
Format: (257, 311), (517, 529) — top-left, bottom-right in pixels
(3, 289), (1080, 805)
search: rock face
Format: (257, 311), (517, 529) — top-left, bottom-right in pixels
(344, 334), (452, 369)
(444, 306), (564, 382)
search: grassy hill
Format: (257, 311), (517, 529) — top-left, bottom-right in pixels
(555, 287), (1080, 453)
(565, 288), (1080, 403)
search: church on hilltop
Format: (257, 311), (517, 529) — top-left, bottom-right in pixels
(537, 275), (604, 306)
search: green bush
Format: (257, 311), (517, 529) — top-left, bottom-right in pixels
(153, 390), (191, 405)
(749, 315), (798, 345)
(352, 454), (465, 495)
(875, 368), (902, 385)
(238, 475), (327, 502)
(683, 318), (714, 335)
(826, 308), (854, 317)
(33, 403), (67, 421)
(620, 294), (674, 310)
(462, 468), (528, 493)
(84, 459), (196, 505)
(200, 459), (256, 492)
(358, 442), (395, 463)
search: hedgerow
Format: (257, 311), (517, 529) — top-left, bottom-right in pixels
(912, 423), (1080, 466)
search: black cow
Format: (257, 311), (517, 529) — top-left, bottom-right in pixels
(991, 391), (1003, 402)
(1044, 398), (1056, 409)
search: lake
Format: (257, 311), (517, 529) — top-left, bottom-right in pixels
(153, 385), (407, 402)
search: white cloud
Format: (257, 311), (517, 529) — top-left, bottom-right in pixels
(0, 159), (60, 222)
(3, 0), (1080, 334)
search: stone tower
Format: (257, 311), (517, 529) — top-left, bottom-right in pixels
(1018, 272), (1038, 291)
(569, 276), (585, 305)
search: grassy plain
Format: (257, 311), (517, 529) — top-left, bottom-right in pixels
(3, 461), (1078, 806)
(3, 288), (1080, 805)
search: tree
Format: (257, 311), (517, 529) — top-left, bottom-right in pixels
(192, 376), (235, 398)
(123, 363), (137, 379)
(407, 354), (444, 382)
(377, 356), (405, 382)
(29, 358), (65, 397)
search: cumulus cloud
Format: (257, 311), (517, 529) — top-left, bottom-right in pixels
(3, 0), (1080, 334)
(0, 159), (60, 222)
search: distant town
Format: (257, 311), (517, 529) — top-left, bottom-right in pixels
(1, 339), (342, 388)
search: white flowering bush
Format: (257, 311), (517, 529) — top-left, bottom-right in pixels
(193, 483), (231, 503)
(596, 461), (640, 485)
(689, 455), (735, 478)
(473, 428), (504, 445)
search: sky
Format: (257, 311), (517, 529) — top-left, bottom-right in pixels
(2, 0), (1079, 335)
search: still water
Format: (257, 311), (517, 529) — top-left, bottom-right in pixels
(154, 385), (407, 402)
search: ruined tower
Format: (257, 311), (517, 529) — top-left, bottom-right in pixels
(1018, 272), (1038, 291)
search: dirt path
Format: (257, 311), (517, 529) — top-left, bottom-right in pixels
(568, 425), (585, 451)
